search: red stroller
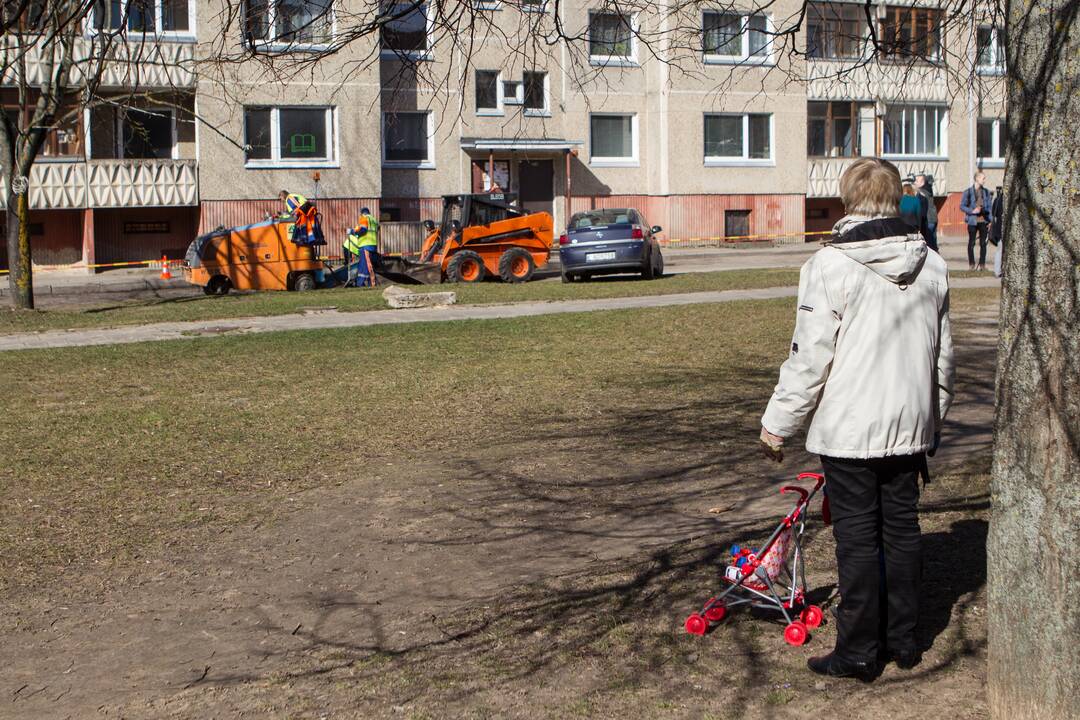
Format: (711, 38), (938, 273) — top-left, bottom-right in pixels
(685, 472), (829, 646)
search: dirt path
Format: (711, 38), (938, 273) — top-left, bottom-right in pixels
(1, 298), (997, 719)
(0, 276), (998, 352)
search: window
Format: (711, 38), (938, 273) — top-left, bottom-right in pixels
(244, 0), (332, 46)
(243, 106), (335, 165)
(383, 111), (434, 167)
(502, 80), (523, 105)
(3, 106), (83, 158)
(977, 118), (1007, 165)
(520, 0), (545, 11)
(93, 0), (195, 35)
(119, 108), (174, 159)
(725, 209), (751, 239)
(806, 3), (867, 60)
(807, 101), (865, 157)
(704, 113), (772, 163)
(381, 1), (429, 58)
(589, 113), (637, 164)
(879, 6), (942, 61)
(589, 12), (635, 64)
(475, 70), (501, 114)
(523, 71), (548, 114)
(976, 26), (1005, 72)
(4, 0), (46, 31)
(703, 11), (770, 62)
(882, 105), (947, 157)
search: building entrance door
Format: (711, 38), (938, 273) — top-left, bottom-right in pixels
(518, 160), (554, 216)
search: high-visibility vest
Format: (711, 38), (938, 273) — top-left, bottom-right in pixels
(348, 214), (378, 250)
(284, 193), (308, 215)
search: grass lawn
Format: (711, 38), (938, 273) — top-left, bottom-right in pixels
(0, 267), (803, 336)
(0, 286), (998, 595)
(0, 286), (998, 718)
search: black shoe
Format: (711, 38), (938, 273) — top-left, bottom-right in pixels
(807, 652), (877, 681)
(889, 648), (921, 670)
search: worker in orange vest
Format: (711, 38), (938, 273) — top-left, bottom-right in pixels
(279, 190), (319, 245)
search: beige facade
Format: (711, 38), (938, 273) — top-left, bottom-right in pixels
(3, 0), (1007, 268)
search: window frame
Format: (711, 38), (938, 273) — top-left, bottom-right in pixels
(807, 101), (863, 158)
(3, 105), (85, 161)
(878, 5), (943, 63)
(703, 112), (775, 166)
(806, 2), (868, 61)
(243, 105), (338, 168)
(91, 0), (198, 40)
(588, 112), (638, 167)
(881, 104), (948, 159)
(243, 0), (336, 51)
(588, 10), (638, 67)
(702, 10), (773, 65)
(519, 0), (547, 12)
(976, 117), (1007, 167)
(381, 110), (436, 169)
(976, 25), (1005, 74)
(522, 70), (550, 117)
(475, 69), (504, 116)
(116, 106), (178, 160)
(379, 1), (434, 60)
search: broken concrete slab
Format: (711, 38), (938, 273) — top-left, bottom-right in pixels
(382, 285), (457, 309)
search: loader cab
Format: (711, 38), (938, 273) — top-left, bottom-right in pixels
(423, 193), (525, 262)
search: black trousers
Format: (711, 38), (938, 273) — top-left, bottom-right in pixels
(821, 454), (923, 663)
(967, 223), (989, 266)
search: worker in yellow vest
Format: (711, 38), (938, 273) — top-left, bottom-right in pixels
(279, 190), (318, 245)
(344, 207), (379, 287)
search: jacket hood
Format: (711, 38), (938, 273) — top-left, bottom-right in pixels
(826, 215), (928, 284)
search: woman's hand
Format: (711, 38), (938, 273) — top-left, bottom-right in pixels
(759, 427), (785, 463)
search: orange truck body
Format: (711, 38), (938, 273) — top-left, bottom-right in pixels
(184, 218), (325, 293)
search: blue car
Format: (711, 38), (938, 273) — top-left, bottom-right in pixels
(558, 208), (664, 282)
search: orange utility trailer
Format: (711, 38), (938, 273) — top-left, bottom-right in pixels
(183, 217), (327, 294)
(379, 193), (554, 285)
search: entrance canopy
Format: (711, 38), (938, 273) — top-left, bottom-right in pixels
(460, 137), (583, 153)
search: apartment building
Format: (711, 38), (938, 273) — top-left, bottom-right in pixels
(3, 0), (1007, 270)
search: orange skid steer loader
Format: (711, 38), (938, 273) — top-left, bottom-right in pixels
(379, 193), (554, 285)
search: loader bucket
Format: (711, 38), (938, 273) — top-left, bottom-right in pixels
(377, 256), (442, 285)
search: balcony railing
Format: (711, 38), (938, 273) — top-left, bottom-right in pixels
(808, 157), (948, 198)
(0, 37), (195, 89)
(13, 159), (198, 210)
(806, 59), (948, 103)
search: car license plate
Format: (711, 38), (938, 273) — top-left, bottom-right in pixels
(586, 252), (616, 262)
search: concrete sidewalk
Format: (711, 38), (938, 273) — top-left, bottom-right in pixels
(0, 275), (1000, 352)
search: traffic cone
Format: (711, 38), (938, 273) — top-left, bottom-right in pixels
(160, 255), (172, 280)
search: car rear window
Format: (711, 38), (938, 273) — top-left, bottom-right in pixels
(569, 209), (635, 230)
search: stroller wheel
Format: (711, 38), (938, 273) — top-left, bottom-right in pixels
(784, 621), (809, 647)
(704, 605), (728, 623)
(801, 605), (824, 629)
(685, 613), (709, 636)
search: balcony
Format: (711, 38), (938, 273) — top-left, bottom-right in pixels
(806, 60), (948, 103)
(15, 159), (198, 210)
(0, 37), (195, 89)
(808, 157), (949, 198)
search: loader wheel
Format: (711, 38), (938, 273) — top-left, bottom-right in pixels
(446, 250), (486, 283)
(293, 272), (316, 292)
(205, 275), (231, 296)
(498, 248), (536, 283)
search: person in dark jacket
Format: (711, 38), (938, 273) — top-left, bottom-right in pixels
(899, 183), (922, 230)
(991, 187), (1005, 277)
(914, 174), (938, 251)
(959, 173), (993, 270)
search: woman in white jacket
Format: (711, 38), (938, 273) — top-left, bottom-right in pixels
(760, 158), (954, 680)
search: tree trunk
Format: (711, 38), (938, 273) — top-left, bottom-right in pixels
(988, 1), (1080, 718)
(5, 188), (34, 310)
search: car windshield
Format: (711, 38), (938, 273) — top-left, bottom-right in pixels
(569, 209), (634, 229)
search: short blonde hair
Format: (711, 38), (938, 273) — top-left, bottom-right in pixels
(840, 158), (902, 217)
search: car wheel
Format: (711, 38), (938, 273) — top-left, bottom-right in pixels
(654, 250), (664, 278)
(642, 250), (656, 280)
(561, 271), (575, 283)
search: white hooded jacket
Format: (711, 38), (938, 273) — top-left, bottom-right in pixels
(761, 215), (955, 459)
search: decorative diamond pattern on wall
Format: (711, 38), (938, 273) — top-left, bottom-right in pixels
(806, 61), (949, 103)
(808, 159), (949, 198)
(1, 38), (195, 88)
(87, 160), (198, 208)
